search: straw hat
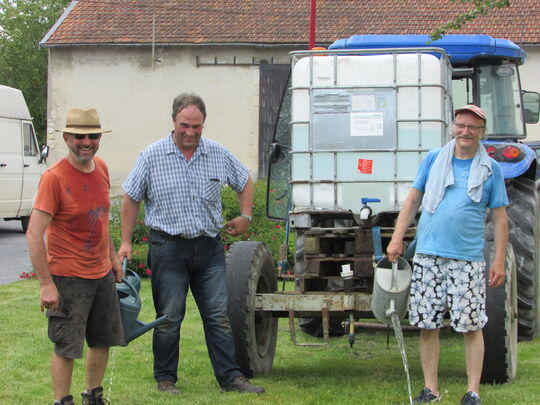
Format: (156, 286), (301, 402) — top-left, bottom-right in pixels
(55, 108), (111, 134)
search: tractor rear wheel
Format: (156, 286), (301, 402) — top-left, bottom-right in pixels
(481, 242), (518, 384)
(506, 176), (539, 340)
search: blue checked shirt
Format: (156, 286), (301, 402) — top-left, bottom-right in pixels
(122, 133), (249, 238)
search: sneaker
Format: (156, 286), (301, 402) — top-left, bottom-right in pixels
(221, 375), (265, 394)
(54, 395), (74, 405)
(461, 391), (481, 405)
(81, 387), (109, 405)
(157, 380), (180, 395)
(412, 387), (441, 403)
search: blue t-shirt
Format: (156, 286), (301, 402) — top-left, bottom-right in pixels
(412, 149), (508, 261)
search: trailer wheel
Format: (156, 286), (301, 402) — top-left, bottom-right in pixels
(506, 176), (539, 340)
(481, 242), (518, 384)
(226, 241), (278, 377)
(21, 216), (30, 233)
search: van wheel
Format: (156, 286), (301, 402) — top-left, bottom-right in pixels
(21, 216), (30, 233)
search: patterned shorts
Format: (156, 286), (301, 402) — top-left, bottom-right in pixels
(408, 254), (487, 332)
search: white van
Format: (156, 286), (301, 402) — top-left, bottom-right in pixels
(0, 85), (48, 232)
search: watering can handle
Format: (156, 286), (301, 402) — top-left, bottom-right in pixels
(391, 260), (399, 291)
(119, 257), (139, 300)
(122, 257), (128, 278)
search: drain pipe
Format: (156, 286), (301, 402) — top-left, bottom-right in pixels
(309, 0), (316, 49)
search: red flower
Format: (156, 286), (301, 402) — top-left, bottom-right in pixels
(275, 225), (281, 229)
(142, 236), (149, 242)
(138, 263), (145, 269)
(145, 269), (152, 276)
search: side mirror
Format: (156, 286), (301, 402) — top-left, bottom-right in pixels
(269, 142), (281, 163)
(39, 145), (49, 163)
(523, 91), (540, 124)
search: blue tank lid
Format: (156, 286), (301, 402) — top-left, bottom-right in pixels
(329, 34), (526, 65)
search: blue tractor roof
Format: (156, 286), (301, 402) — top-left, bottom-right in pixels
(329, 34), (526, 65)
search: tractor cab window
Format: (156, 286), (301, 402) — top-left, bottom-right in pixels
(478, 63), (525, 138)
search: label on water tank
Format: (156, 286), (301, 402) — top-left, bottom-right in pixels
(357, 159), (373, 174)
(351, 112), (384, 136)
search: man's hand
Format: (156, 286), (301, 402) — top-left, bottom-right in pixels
(40, 282), (60, 312)
(225, 216), (250, 237)
(386, 238), (404, 263)
(488, 260), (505, 288)
(117, 242), (133, 263)
(111, 254), (124, 283)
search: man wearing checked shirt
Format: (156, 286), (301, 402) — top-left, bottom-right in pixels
(118, 93), (263, 395)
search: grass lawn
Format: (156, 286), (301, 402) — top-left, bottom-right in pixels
(1, 278), (539, 404)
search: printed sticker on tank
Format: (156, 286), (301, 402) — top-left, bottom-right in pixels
(357, 159), (373, 174)
(350, 112), (383, 137)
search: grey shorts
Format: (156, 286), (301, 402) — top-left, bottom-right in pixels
(408, 254), (487, 332)
(47, 271), (125, 359)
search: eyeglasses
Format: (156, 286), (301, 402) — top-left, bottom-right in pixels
(454, 123), (485, 131)
(70, 133), (102, 140)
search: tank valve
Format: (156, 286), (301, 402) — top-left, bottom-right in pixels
(360, 198), (381, 220)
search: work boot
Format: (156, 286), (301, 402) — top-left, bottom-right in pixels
(81, 386), (109, 405)
(221, 375), (265, 394)
(54, 395), (74, 405)
(157, 380), (179, 395)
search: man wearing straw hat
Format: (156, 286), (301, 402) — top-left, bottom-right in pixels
(26, 108), (124, 405)
(387, 105), (508, 405)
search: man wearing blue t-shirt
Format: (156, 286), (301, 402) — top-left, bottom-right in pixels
(387, 105), (508, 405)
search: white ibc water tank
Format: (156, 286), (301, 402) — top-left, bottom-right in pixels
(290, 51), (452, 214)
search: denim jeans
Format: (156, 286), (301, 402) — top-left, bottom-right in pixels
(149, 231), (241, 386)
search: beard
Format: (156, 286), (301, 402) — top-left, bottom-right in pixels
(68, 143), (96, 163)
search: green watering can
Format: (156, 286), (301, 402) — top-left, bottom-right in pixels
(116, 258), (168, 345)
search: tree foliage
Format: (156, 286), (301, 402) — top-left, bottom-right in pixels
(431, 0), (511, 40)
(0, 0), (69, 145)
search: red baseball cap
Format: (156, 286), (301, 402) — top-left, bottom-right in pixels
(455, 104), (486, 121)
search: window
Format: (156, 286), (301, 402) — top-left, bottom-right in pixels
(23, 123), (38, 156)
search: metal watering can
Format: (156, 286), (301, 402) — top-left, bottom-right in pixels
(371, 256), (412, 324)
(116, 258), (168, 345)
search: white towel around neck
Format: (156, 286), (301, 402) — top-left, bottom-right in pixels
(422, 139), (492, 214)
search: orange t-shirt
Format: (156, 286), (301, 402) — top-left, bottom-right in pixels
(33, 157), (112, 278)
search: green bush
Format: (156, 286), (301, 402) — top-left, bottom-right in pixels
(109, 180), (293, 278)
